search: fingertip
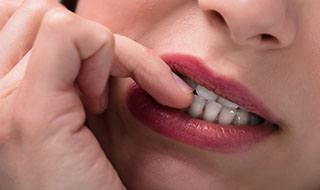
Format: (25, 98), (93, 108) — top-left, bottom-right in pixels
(172, 72), (194, 94)
(164, 72), (193, 109)
(153, 88), (193, 110)
(171, 91), (193, 109)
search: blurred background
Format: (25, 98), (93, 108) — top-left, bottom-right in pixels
(61, 0), (78, 11)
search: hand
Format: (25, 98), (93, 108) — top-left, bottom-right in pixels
(0, 0), (193, 190)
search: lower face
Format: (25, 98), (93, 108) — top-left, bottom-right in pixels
(77, 0), (320, 189)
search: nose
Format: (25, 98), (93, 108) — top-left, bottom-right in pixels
(198, 0), (297, 50)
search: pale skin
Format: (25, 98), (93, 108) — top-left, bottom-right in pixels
(1, 0), (320, 190)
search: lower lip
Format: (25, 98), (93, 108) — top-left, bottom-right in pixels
(127, 85), (277, 153)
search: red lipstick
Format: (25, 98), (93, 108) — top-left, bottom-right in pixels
(126, 54), (278, 152)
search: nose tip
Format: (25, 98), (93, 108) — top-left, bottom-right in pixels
(199, 0), (297, 50)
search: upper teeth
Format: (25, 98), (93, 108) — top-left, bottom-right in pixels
(187, 83), (263, 126)
(196, 85), (218, 101)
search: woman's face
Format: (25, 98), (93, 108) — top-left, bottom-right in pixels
(77, 0), (320, 189)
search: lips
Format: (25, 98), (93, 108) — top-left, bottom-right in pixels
(126, 53), (279, 152)
(162, 54), (277, 122)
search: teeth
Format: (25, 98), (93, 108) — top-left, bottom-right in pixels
(218, 107), (237, 125)
(183, 77), (265, 126)
(249, 114), (264, 125)
(196, 85), (219, 101)
(217, 97), (239, 109)
(188, 95), (206, 118)
(233, 109), (250, 125)
(203, 101), (222, 122)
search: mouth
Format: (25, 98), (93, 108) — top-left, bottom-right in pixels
(126, 53), (279, 152)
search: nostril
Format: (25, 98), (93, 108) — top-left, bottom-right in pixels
(260, 34), (279, 44)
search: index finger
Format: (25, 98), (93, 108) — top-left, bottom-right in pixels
(112, 35), (193, 109)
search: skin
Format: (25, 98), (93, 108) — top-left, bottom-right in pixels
(0, 0), (319, 190)
(77, 0), (320, 189)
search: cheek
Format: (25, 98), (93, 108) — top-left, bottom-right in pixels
(77, 0), (133, 31)
(76, 0), (168, 36)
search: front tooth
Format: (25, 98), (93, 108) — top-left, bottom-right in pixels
(188, 95), (206, 118)
(196, 85), (218, 101)
(217, 97), (239, 109)
(218, 107), (237, 125)
(203, 101), (223, 122)
(233, 109), (250, 125)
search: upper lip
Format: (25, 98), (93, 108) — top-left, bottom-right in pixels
(161, 53), (278, 124)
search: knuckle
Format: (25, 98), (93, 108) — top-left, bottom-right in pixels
(88, 22), (115, 50)
(97, 26), (115, 46)
(42, 8), (74, 31)
(22, 0), (52, 15)
(77, 21), (115, 59)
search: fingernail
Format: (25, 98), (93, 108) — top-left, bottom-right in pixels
(172, 73), (193, 94)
